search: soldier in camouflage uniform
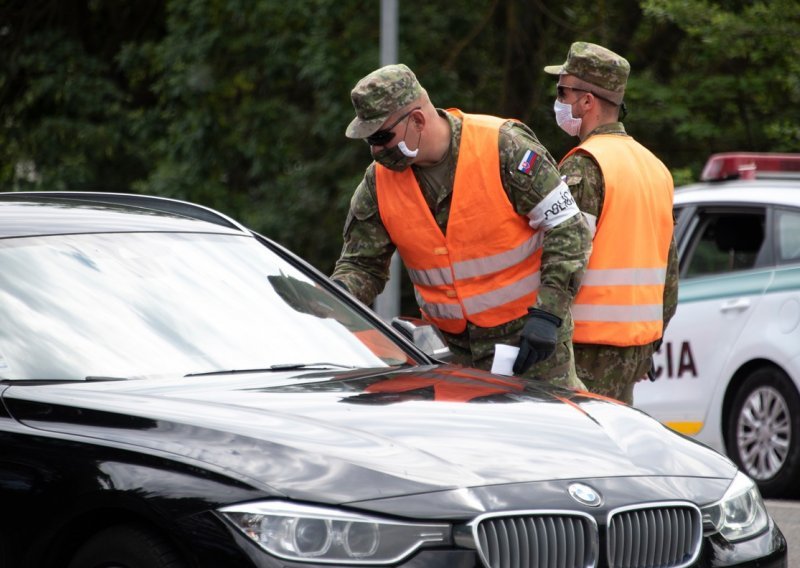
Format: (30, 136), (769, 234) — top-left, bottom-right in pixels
(331, 64), (591, 389)
(543, 42), (679, 403)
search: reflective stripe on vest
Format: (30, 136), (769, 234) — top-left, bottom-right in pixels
(376, 109), (542, 334)
(581, 267), (667, 286)
(563, 135), (674, 346)
(572, 303), (663, 322)
(406, 232), (543, 286)
(462, 270), (540, 315)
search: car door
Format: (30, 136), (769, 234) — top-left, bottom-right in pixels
(634, 205), (771, 452)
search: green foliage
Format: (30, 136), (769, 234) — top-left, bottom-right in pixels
(1, 0), (798, 275)
(2, 31), (133, 190)
(639, 0), (800, 174)
(670, 167), (695, 188)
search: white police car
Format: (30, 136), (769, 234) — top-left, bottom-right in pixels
(634, 152), (800, 498)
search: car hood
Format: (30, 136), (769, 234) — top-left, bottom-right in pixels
(3, 365), (736, 504)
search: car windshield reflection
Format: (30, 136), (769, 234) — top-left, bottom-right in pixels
(0, 232), (415, 381)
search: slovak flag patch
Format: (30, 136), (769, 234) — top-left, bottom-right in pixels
(517, 149), (538, 175)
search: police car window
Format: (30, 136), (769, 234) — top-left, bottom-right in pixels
(776, 208), (800, 264)
(672, 206), (689, 238)
(683, 211), (766, 277)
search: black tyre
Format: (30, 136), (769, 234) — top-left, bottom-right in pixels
(726, 366), (800, 497)
(67, 524), (186, 568)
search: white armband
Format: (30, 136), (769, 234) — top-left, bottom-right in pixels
(527, 181), (581, 231)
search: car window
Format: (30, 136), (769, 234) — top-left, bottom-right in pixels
(776, 208), (800, 265)
(0, 233), (415, 381)
(673, 205), (687, 225)
(682, 211), (767, 278)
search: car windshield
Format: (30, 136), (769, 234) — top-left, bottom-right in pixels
(0, 232), (415, 381)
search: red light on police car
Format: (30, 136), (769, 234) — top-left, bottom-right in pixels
(700, 152), (800, 181)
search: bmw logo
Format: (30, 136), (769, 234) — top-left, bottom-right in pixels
(568, 483), (602, 507)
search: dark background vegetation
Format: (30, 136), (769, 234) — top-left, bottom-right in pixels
(2, 0), (798, 280)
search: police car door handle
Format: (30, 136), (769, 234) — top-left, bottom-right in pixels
(720, 298), (751, 312)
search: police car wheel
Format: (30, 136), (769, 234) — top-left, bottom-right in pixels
(725, 366), (800, 498)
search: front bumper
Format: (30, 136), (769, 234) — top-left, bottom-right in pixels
(178, 511), (787, 568)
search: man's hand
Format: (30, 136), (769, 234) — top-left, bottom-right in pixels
(513, 308), (562, 375)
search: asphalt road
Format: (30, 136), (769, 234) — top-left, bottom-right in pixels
(766, 500), (799, 566)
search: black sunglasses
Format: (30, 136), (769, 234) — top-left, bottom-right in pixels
(365, 107), (420, 146)
(556, 85), (587, 100)
(557, 84), (625, 116)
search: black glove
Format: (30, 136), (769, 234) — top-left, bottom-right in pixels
(513, 308), (562, 375)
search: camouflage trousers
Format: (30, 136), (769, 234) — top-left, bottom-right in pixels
(573, 342), (657, 404)
(442, 319), (586, 390)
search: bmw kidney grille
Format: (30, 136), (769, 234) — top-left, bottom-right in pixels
(471, 502), (702, 568)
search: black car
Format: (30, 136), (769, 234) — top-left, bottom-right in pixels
(0, 192), (786, 568)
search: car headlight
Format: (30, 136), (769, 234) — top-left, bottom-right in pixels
(701, 471), (769, 542)
(219, 500), (451, 564)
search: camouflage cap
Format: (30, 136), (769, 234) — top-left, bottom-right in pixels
(544, 42), (630, 105)
(346, 64), (423, 139)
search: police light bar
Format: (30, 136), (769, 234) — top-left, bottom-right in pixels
(700, 152), (800, 181)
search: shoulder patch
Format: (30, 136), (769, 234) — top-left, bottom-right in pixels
(517, 149), (540, 175)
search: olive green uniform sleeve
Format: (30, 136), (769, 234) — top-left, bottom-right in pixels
(662, 230), (679, 332)
(330, 165), (394, 306)
(499, 122), (592, 330)
(558, 152), (605, 221)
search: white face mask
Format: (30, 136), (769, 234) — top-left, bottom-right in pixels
(397, 140), (418, 158)
(553, 99), (582, 137)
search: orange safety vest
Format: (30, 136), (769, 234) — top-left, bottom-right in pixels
(375, 109), (542, 334)
(562, 135), (674, 346)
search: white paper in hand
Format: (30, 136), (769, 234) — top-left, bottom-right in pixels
(490, 344), (520, 376)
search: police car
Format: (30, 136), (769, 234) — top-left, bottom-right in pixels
(634, 152), (800, 498)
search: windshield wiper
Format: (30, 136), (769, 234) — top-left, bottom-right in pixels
(0, 376), (132, 384)
(184, 363), (357, 378)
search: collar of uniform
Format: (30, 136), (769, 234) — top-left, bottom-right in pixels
(586, 121), (627, 138)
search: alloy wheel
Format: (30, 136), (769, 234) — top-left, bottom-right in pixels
(736, 385), (791, 480)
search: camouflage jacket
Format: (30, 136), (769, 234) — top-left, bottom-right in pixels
(331, 109), (591, 341)
(558, 122), (679, 335)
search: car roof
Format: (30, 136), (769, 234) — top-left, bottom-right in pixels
(674, 178), (800, 208)
(0, 192), (248, 239)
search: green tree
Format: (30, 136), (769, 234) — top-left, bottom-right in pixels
(1, 0), (797, 278)
(635, 0), (800, 173)
(0, 1), (163, 190)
